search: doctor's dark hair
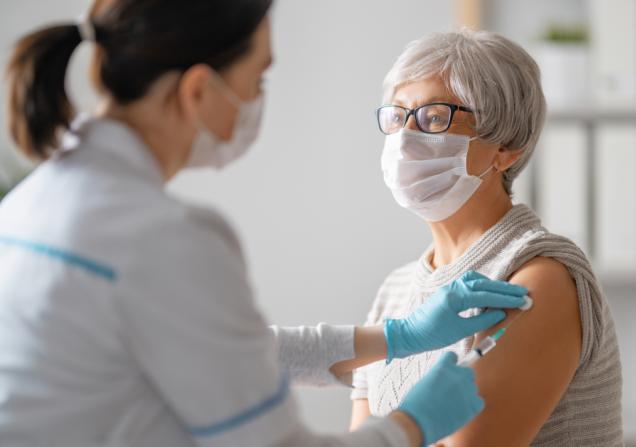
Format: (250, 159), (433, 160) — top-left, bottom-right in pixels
(5, 0), (273, 160)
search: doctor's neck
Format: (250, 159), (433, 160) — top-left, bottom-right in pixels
(99, 77), (194, 182)
(426, 172), (514, 270)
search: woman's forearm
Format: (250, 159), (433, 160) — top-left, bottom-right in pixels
(329, 325), (386, 377)
(271, 323), (387, 386)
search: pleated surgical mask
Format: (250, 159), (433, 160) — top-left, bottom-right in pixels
(186, 72), (265, 170)
(381, 129), (493, 222)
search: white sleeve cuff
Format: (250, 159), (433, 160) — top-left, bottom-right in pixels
(272, 323), (355, 387)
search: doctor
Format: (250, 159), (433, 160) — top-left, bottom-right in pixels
(0, 1), (529, 446)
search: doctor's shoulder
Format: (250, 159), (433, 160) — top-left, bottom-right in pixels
(119, 199), (252, 294)
(177, 201), (245, 262)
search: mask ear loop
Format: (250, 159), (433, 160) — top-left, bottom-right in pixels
(466, 134), (497, 179)
(194, 70), (243, 135)
(478, 165), (496, 179)
(209, 70), (243, 110)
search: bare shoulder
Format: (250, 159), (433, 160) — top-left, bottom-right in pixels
(510, 256), (577, 300)
(483, 255), (582, 359)
(506, 255), (582, 362)
(438, 256), (583, 446)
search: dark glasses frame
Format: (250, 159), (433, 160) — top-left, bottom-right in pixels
(376, 102), (474, 135)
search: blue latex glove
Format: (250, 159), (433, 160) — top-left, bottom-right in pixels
(384, 270), (527, 363)
(398, 351), (483, 446)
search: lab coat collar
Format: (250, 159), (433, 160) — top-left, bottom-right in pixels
(61, 114), (165, 185)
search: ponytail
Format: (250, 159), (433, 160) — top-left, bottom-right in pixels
(6, 24), (82, 159)
(5, 0), (272, 160)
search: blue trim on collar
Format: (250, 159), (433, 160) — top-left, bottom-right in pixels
(0, 235), (117, 282)
(189, 374), (290, 438)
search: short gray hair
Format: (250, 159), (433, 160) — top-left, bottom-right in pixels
(383, 29), (546, 195)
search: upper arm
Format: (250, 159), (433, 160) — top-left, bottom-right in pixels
(350, 399), (372, 431)
(437, 257), (582, 446)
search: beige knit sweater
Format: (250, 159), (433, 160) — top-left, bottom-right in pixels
(351, 204), (624, 446)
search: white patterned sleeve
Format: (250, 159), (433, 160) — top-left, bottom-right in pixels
(271, 323), (356, 387)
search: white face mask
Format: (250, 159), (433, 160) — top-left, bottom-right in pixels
(186, 74), (265, 170)
(381, 129), (493, 222)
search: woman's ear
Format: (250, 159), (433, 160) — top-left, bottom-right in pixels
(494, 146), (524, 172)
(176, 64), (216, 126)
(175, 64), (237, 140)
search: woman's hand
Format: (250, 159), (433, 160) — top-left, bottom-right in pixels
(384, 271), (528, 363)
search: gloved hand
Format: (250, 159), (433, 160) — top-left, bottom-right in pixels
(397, 351), (483, 446)
(384, 270), (527, 363)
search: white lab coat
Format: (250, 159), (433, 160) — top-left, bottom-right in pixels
(0, 117), (407, 447)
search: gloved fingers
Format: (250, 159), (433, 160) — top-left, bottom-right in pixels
(456, 291), (526, 312)
(472, 394), (485, 414)
(460, 309), (507, 333)
(456, 369), (483, 412)
(464, 278), (528, 297)
(459, 270), (489, 283)
(437, 351), (459, 368)
(456, 361), (477, 381)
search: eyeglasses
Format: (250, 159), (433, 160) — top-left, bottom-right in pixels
(376, 103), (474, 135)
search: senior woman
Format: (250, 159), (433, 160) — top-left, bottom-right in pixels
(350, 30), (624, 446)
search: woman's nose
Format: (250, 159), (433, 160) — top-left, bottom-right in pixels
(405, 113), (419, 131)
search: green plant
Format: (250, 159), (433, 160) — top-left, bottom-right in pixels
(543, 23), (589, 44)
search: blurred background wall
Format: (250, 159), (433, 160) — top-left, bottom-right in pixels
(0, 0), (633, 441)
